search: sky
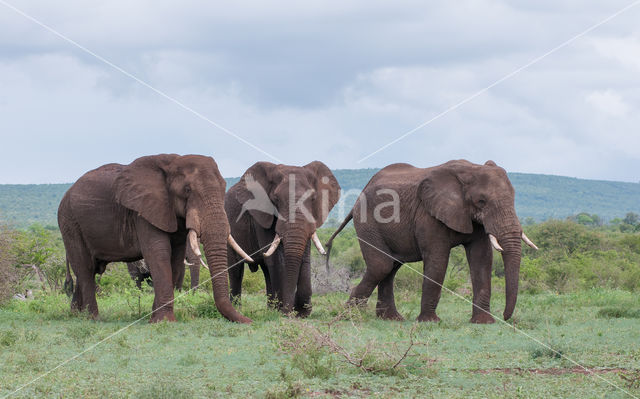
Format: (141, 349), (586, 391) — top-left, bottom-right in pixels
(0, 0), (639, 183)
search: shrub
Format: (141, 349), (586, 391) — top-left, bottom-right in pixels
(0, 223), (21, 303)
(11, 224), (67, 292)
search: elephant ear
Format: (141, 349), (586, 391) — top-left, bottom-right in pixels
(235, 161), (278, 229)
(114, 154), (179, 232)
(418, 166), (473, 234)
(304, 161), (341, 228)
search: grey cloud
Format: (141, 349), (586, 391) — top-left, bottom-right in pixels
(0, 0), (639, 183)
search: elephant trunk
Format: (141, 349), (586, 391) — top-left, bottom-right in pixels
(281, 228), (308, 314)
(485, 203), (522, 321)
(500, 234), (522, 321)
(200, 207), (251, 324)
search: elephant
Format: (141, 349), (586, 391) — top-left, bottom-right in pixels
(58, 154), (255, 323)
(225, 161), (340, 316)
(126, 243), (203, 290)
(325, 160), (537, 324)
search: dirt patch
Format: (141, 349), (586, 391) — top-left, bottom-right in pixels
(311, 258), (352, 294)
(468, 366), (635, 375)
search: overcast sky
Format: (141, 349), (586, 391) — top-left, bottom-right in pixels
(0, 1), (639, 183)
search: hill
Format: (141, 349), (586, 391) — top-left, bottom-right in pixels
(0, 170), (638, 229)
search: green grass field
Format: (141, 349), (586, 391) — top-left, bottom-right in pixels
(1, 278), (639, 398)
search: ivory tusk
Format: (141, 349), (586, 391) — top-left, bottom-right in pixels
(188, 229), (202, 257)
(522, 232), (539, 250)
(199, 258), (210, 271)
(228, 234), (254, 263)
(489, 234), (503, 252)
(263, 234), (281, 257)
(184, 260), (194, 266)
(311, 232), (326, 255)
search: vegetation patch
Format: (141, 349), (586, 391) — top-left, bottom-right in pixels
(597, 307), (640, 319)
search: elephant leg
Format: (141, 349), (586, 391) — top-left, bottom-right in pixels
(376, 261), (404, 321)
(171, 242), (187, 291)
(138, 222), (176, 323)
(264, 252), (284, 309)
(261, 264), (277, 309)
(294, 243), (312, 318)
(466, 237), (495, 324)
(64, 231), (99, 318)
(189, 263), (200, 290)
(229, 260), (244, 306)
(349, 241), (395, 309)
(417, 247), (450, 322)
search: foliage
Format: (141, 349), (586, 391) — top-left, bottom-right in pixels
(11, 224), (67, 292)
(274, 314), (425, 378)
(3, 171), (640, 228)
(0, 223), (20, 303)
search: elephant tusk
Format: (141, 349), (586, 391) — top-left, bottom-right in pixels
(228, 234), (254, 263)
(188, 229), (202, 257)
(311, 232), (326, 255)
(263, 234), (281, 257)
(521, 232), (539, 250)
(184, 260), (194, 266)
(488, 234), (503, 252)
(199, 257), (210, 271)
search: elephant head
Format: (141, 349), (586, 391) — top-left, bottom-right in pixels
(235, 161), (340, 313)
(419, 159), (536, 320)
(114, 154), (252, 323)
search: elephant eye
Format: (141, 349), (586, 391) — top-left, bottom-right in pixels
(476, 199), (486, 208)
(184, 185), (191, 196)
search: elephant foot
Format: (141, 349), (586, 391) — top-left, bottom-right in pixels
(376, 305), (404, 321)
(295, 304), (312, 318)
(149, 311), (176, 323)
(234, 315), (253, 324)
(470, 312), (495, 324)
(417, 312), (441, 323)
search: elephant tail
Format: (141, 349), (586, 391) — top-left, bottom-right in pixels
(63, 256), (74, 297)
(324, 210), (354, 272)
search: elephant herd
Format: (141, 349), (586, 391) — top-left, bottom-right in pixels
(59, 154), (537, 324)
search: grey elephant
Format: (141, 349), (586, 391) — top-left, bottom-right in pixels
(326, 160), (537, 323)
(225, 161), (340, 316)
(59, 154), (254, 323)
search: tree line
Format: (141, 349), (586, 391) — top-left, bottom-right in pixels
(1, 213), (639, 304)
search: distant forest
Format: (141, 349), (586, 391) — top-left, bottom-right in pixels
(0, 169), (639, 229)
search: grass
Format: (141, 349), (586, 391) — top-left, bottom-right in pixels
(0, 287), (639, 398)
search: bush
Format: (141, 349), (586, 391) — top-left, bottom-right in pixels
(11, 224), (67, 292)
(0, 224), (22, 303)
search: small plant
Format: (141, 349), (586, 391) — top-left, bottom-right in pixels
(265, 366), (303, 399)
(66, 323), (97, 346)
(597, 307), (640, 319)
(0, 330), (18, 347)
(529, 342), (566, 360)
(274, 310), (428, 378)
(620, 370), (640, 389)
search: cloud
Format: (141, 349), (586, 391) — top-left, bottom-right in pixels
(0, 0), (639, 184)
(586, 90), (630, 117)
(591, 36), (640, 71)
